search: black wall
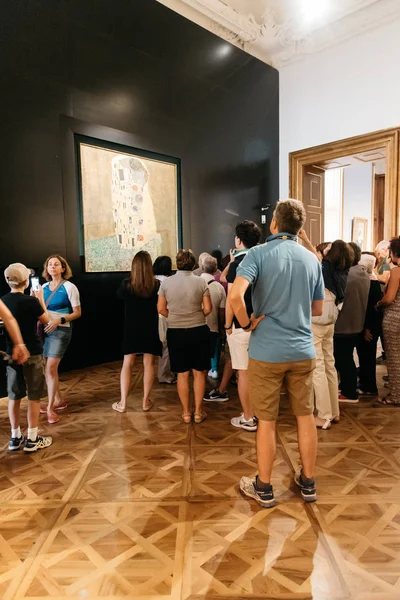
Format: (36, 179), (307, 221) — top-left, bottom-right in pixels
(0, 0), (279, 375)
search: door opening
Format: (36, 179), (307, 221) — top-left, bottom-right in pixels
(290, 128), (399, 249)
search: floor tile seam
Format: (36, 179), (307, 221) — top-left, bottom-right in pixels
(9, 499), (89, 600)
(276, 441), (372, 447)
(1, 492), (397, 508)
(0, 496), (307, 508)
(6, 502), (67, 600)
(374, 441), (400, 468)
(342, 410), (385, 442)
(344, 412), (400, 475)
(64, 426), (109, 502)
(60, 373), (87, 394)
(306, 503), (351, 598)
(173, 501), (188, 600)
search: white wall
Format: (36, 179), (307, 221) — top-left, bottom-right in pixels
(280, 18), (400, 197)
(343, 164), (373, 249)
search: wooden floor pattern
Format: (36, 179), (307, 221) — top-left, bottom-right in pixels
(0, 361), (399, 600)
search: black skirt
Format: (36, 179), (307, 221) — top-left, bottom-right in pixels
(167, 325), (210, 373)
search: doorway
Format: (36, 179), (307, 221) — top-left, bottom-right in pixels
(290, 128), (399, 248)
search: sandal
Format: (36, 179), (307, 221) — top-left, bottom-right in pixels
(142, 401), (154, 412)
(194, 411), (207, 424)
(41, 403), (68, 414)
(112, 402), (127, 413)
(315, 417), (331, 430)
(331, 416), (340, 424)
(375, 397), (400, 407)
(47, 410), (60, 424)
(182, 413), (192, 424)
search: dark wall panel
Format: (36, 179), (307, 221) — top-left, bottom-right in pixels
(0, 0), (279, 374)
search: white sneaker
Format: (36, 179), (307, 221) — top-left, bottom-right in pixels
(208, 369), (219, 379)
(231, 413), (258, 432)
(24, 435), (53, 452)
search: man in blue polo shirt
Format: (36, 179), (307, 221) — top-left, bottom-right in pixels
(229, 199), (324, 507)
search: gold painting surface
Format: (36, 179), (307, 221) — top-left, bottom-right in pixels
(80, 143), (178, 272)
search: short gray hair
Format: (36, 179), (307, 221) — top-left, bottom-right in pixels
(198, 252), (210, 269)
(203, 255), (217, 274)
(274, 199), (306, 234)
(359, 253), (376, 274)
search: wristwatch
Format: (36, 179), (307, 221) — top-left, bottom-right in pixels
(60, 317), (66, 325)
(242, 321), (252, 331)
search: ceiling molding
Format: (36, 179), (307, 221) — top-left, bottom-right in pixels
(157, 0), (400, 68)
(273, 0), (400, 68)
(181, 0), (268, 43)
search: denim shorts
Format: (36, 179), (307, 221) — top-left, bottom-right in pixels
(7, 355), (46, 401)
(43, 326), (72, 359)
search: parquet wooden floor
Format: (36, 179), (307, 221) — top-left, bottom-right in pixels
(0, 360), (398, 600)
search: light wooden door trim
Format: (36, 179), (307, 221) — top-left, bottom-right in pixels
(289, 127), (400, 240)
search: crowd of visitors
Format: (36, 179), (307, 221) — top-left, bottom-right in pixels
(1, 199), (398, 508)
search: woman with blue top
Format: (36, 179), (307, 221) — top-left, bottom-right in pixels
(40, 255), (81, 424)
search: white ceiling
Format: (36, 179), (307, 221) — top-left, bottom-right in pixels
(157, 0), (400, 67)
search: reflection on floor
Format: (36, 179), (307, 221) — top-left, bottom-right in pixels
(0, 361), (398, 600)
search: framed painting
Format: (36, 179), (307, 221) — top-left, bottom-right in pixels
(352, 217), (368, 251)
(76, 135), (182, 272)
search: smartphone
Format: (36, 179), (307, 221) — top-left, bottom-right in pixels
(31, 277), (40, 292)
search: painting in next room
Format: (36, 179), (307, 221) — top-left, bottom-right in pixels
(79, 142), (179, 272)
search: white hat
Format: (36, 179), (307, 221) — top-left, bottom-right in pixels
(4, 263), (31, 286)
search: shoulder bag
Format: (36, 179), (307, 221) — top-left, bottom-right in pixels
(37, 281), (65, 344)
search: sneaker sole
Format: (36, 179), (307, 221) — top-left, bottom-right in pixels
(8, 445), (23, 451)
(338, 398), (359, 403)
(24, 443), (52, 453)
(24, 446), (43, 453)
(231, 422), (257, 432)
(203, 397), (229, 402)
(294, 477), (317, 502)
(300, 491), (317, 502)
(239, 483), (276, 508)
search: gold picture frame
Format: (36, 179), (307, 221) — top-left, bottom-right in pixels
(352, 217), (368, 251)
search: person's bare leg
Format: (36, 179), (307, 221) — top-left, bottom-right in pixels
(27, 400), (41, 429)
(177, 371), (190, 416)
(218, 359), (233, 394)
(54, 388), (65, 407)
(193, 369), (206, 415)
(8, 399), (21, 431)
(296, 414), (318, 479)
(45, 358), (62, 413)
(237, 370), (252, 420)
(119, 354), (135, 410)
(256, 419), (277, 483)
(143, 354), (155, 409)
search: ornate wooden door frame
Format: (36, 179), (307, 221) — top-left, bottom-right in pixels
(289, 128), (400, 240)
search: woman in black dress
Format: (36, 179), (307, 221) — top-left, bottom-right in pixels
(112, 251), (162, 413)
